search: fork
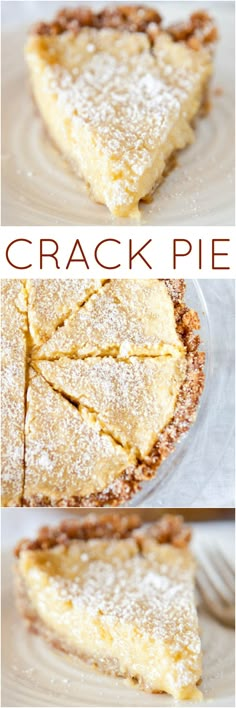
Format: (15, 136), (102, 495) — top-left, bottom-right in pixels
(196, 546), (235, 628)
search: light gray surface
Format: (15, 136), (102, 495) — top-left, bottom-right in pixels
(190, 280), (235, 508)
(193, 281), (234, 508)
(192, 281), (234, 508)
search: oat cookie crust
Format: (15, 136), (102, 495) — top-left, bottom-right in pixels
(32, 5), (217, 50)
(14, 513), (191, 556)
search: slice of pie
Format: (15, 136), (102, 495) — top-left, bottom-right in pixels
(24, 368), (132, 505)
(34, 356), (187, 458)
(26, 279), (104, 344)
(1, 281), (27, 506)
(33, 279), (185, 359)
(1, 279), (205, 507)
(14, 513), (202, 700)
(25, 5), (217, 218)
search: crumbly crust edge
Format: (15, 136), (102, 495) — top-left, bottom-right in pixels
(31, 5), (218, 51)
(14, 512), (191, 556)
(23, 279), (205, 508)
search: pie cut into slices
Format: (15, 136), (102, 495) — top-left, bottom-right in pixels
(14, 513), (202, 700)
(1, 279), (205, 507)
(25, 5), (217, 218)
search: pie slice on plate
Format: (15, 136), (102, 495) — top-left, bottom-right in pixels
(14, 513), (202, 700)
(25, 5), (217, 218)
(1, 279), (205, 507)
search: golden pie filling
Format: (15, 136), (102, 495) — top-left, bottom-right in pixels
(1, 279), (204, 507)
(1, 281), (27, 506)
(14, 514), (202, 699)
(25, 5), (217, 218)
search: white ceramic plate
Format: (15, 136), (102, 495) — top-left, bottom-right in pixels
(1, 513), (235, 707)
(1, 1), (235, 226)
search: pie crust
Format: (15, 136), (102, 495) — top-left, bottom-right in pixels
(1, 279), (205, 507)
(14, 513), (202, 699)
(25, 5), (217, 218)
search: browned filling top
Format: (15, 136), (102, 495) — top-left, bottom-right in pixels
(32, 5), (218, 49)
(14, 513), (191, 556)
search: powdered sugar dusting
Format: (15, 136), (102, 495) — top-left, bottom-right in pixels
(26, 279), (104, 345)
(26, 536), (201, 691)
(1, 280), (27, 505)
(36, 355), (186, 457)
(35, 280), (184, 359)
(2, 279), (203, 507)
(24, 370), (131, 502)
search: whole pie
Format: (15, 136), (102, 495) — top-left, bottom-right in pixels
(25, 4), (217, 218)
(14, 513), (202, 700)
(1, 279), (205, 507)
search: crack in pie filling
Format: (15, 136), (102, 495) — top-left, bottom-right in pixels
(1, 279), (205, 507)
(14, 513), (202, 700)
(25, 5), (217, 217)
